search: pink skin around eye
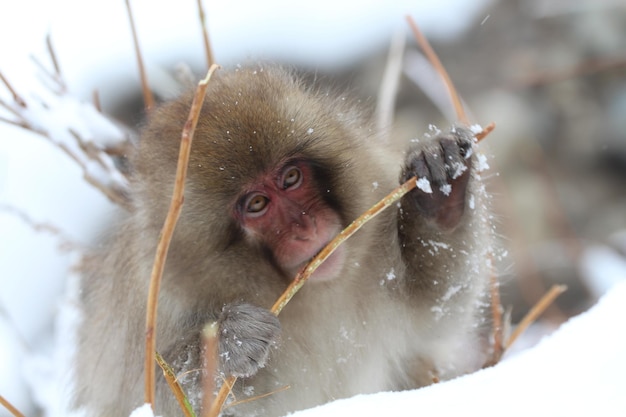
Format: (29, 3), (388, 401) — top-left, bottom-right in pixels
(240, 162), (345, 281)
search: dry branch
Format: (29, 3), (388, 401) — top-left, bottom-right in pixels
(30, 54), (65, 93)
(488, 270), (504, 364)
(196, 0), (215, 68)
(226, 385), (290, 409)
(0, 71), (26, 107)
(201, 322), (219, 417)
(475, 122), (495, 141)
(506, 284), (567, 350)
(46, 33), (62, 79)
(0, 395), (26, 417)
(0, 204), (78, 251)
(406, 15), (468, 124)
(0, 116), (28, 129)
(376, 30), (405, 141)
(155, 352), (196, 417)
(0, 68), (133, 209)
(144, 64), (220, 410)
(125, 0), (155, 111)
(92, 90), (102, 113)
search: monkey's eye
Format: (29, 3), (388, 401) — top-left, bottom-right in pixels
(244, 193), (270, 216)
(281, 166), (302, 190)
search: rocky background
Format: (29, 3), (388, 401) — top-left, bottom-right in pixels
(429, 0), (626, 322)
(338, 0), (626, 324)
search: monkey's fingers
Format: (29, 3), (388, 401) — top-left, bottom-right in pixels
(401, 127), (474, 230)
(217, 303), (281, 378)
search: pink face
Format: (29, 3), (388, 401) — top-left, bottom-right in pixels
(236, 161), (345, 282)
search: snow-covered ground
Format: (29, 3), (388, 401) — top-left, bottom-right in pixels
(292, 281), (626, 417)
(67, 282), (626, 417)
(1, 1), (625, 416)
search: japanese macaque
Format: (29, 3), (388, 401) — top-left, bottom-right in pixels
(75, 66), (493, 417)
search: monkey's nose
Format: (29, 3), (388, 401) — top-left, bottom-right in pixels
(291, 214), (317, 241)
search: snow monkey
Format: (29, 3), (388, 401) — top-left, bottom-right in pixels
(75, 66), (492, 417)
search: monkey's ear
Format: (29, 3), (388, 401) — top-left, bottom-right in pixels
(402, 130), (473, 231)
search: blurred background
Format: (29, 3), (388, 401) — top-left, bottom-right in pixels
(0, 0), (625, 415)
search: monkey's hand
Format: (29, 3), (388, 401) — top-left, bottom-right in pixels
(401, 126), (474, 231)
(217, 303), (281, 378)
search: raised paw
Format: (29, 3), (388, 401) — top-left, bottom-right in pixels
(218, 302), (281, 378)
(401, 126), (474, 231)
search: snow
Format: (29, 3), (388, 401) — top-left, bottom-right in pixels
(580, 243), (626, 299)
(468, 194), (476, 210)
(0, 0), (494, 108)
(129, 404), (157, 417)
(0, 317), (34, 416)
(449, 161), (467, 179)
(291, 282), (626, 417)
(439, 183), (452, 196)
(415, 177), (433, 193)
(476, 153), (491, 172)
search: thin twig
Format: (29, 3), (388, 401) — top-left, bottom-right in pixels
(202, 322), (219, 417)
(1, 90), (131, 209)
(125, 0), (155, 111)
(0, 116), (28, 129)
(83, 173), (132, 210)
(29, 55), (65, 92)
(0, 97), (26, 119)
(488, 269), (504, 363)
(0, 395), (26, 417)
(60, 134), (132, 209)
(271, 175), (419, 315)
(505, 285), (567, 350)
(155, 352), (196, 417)
(69, 129), (109, 171)
(196, 0), (215, 68)
(46, 33), (63, 81)
(406, 15), (468, 124)
(0, 204), (78, 250)
(144, 64), (220, 410)
(92, 90), (102, 113)
(0, 71), (27, 107)
(225, 385), (290, 409)
(376, 29), (405, 141)
(475, 122), (495, 142)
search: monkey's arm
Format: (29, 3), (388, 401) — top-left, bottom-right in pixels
(397, 126), (487, 303)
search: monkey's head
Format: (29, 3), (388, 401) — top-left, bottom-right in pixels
(133, 66), (385, 284)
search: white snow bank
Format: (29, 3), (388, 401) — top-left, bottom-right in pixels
(291, 281), (626, 417)
(129, 403), (157, 417)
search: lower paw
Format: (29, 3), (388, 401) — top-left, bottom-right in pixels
(218, 302), (281, 378)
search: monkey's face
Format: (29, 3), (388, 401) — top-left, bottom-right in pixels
(234, 158), (345, 282)
(136, 67), (369, 284)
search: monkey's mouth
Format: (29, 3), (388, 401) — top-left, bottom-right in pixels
(303, 243), (346, 282)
